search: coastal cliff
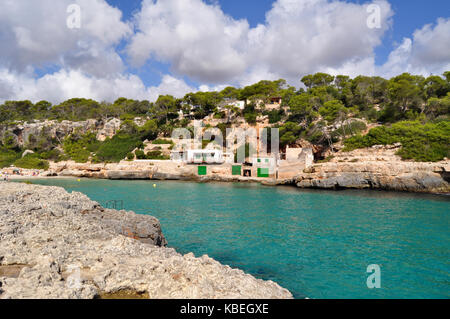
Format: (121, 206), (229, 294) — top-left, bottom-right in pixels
(0, 182), (293, 299)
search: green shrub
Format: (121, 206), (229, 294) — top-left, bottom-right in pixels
(2, 135), (20, 151)
(126, 152), (134, 160)
(344, 120), (450, 162)
(0, 147), (21, 168)
(244, 112), (257, 124)
(305, 130), (326, 144)
(14, 154), (49, 170)
(146, 151), (169, 160)
(152, 139), (173, 145)
(39, 148), (69, 162)
(243, 103), (258, 124)
(95, 134), (142, 163)
(135, 149), (146, 159)
(139, 119), (159, 141)
(266, 109), (284, 124)
(213, 111), (226, 119)
(279, 122), (303, 147)
(63, 132), (100, 163)
(332, 120), (367, 139)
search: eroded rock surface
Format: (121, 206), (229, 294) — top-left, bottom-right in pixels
(295, 146), (450, 193)
(0, 182), (292, 299)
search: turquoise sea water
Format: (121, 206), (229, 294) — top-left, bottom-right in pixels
(20, 179), (449, 299)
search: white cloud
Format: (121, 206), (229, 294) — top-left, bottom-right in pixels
(246, 0), (392, 82)
(147, 75), (196, 100)
(128, 0), (250, 83)
(127, 0), (394, 85)
(377, 38), (413, 78)
(411, 18), (450, 67)
(324, 57), (377, 78)
(378, 18), (450, 78)
(198, 84), (229, 92)
(0, 69), (195, 104)
(0, 0), (131, 76)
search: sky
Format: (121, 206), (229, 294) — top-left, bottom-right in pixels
(0, 0), (449, 104)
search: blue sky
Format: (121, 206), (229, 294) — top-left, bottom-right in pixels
(1, 0), (449, 103)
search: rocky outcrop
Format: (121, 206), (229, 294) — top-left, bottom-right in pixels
(107, 170), (153, 180)
(96, 118), (121, 141)
(295, 147), (450, 194)
(0, 119), (122, 147)
(0, 182), (292, 299)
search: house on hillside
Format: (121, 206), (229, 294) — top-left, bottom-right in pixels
(230, 100), (245, 110)
(219, 99), (246, 111)
(264, 97), (283, 111)
(248, 97), (283, 111)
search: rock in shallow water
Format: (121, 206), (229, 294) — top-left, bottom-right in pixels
(0, 182), (292, 299)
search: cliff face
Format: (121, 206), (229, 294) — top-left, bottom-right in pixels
(0, 118), (121, 146)
(295, 146), (450, 193)
(0, 182), (292, 299)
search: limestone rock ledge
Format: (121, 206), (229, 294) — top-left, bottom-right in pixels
(295, 162), (449, 194)
(0, 182), (292, 299)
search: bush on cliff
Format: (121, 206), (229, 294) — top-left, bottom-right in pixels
(146, 151), (169, 160)
(121, 119), (162, 142)
(152, 139), (174, 145)
(14, 154), (49, 170)
(63, 132), (101, 163)
(0, 147), (21, 168)
(95, 134), (142, 163)
(135, 149), (146, 159)
(344, 120), (450, 162)
(38, 149), (67, 162)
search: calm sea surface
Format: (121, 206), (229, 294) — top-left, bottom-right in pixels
(21, 179), (449, 298)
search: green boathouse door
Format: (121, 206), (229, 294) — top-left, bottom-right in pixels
(257, 168), (269, 178)
(198, 166), (207, 176)
(232, 165), (242, 176)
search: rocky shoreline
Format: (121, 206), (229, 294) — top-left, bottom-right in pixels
(32, 161), (450, 196)
(0, 182), (293, 299)
(5, 145), (449, 194)
(295, 162), (449, 194)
